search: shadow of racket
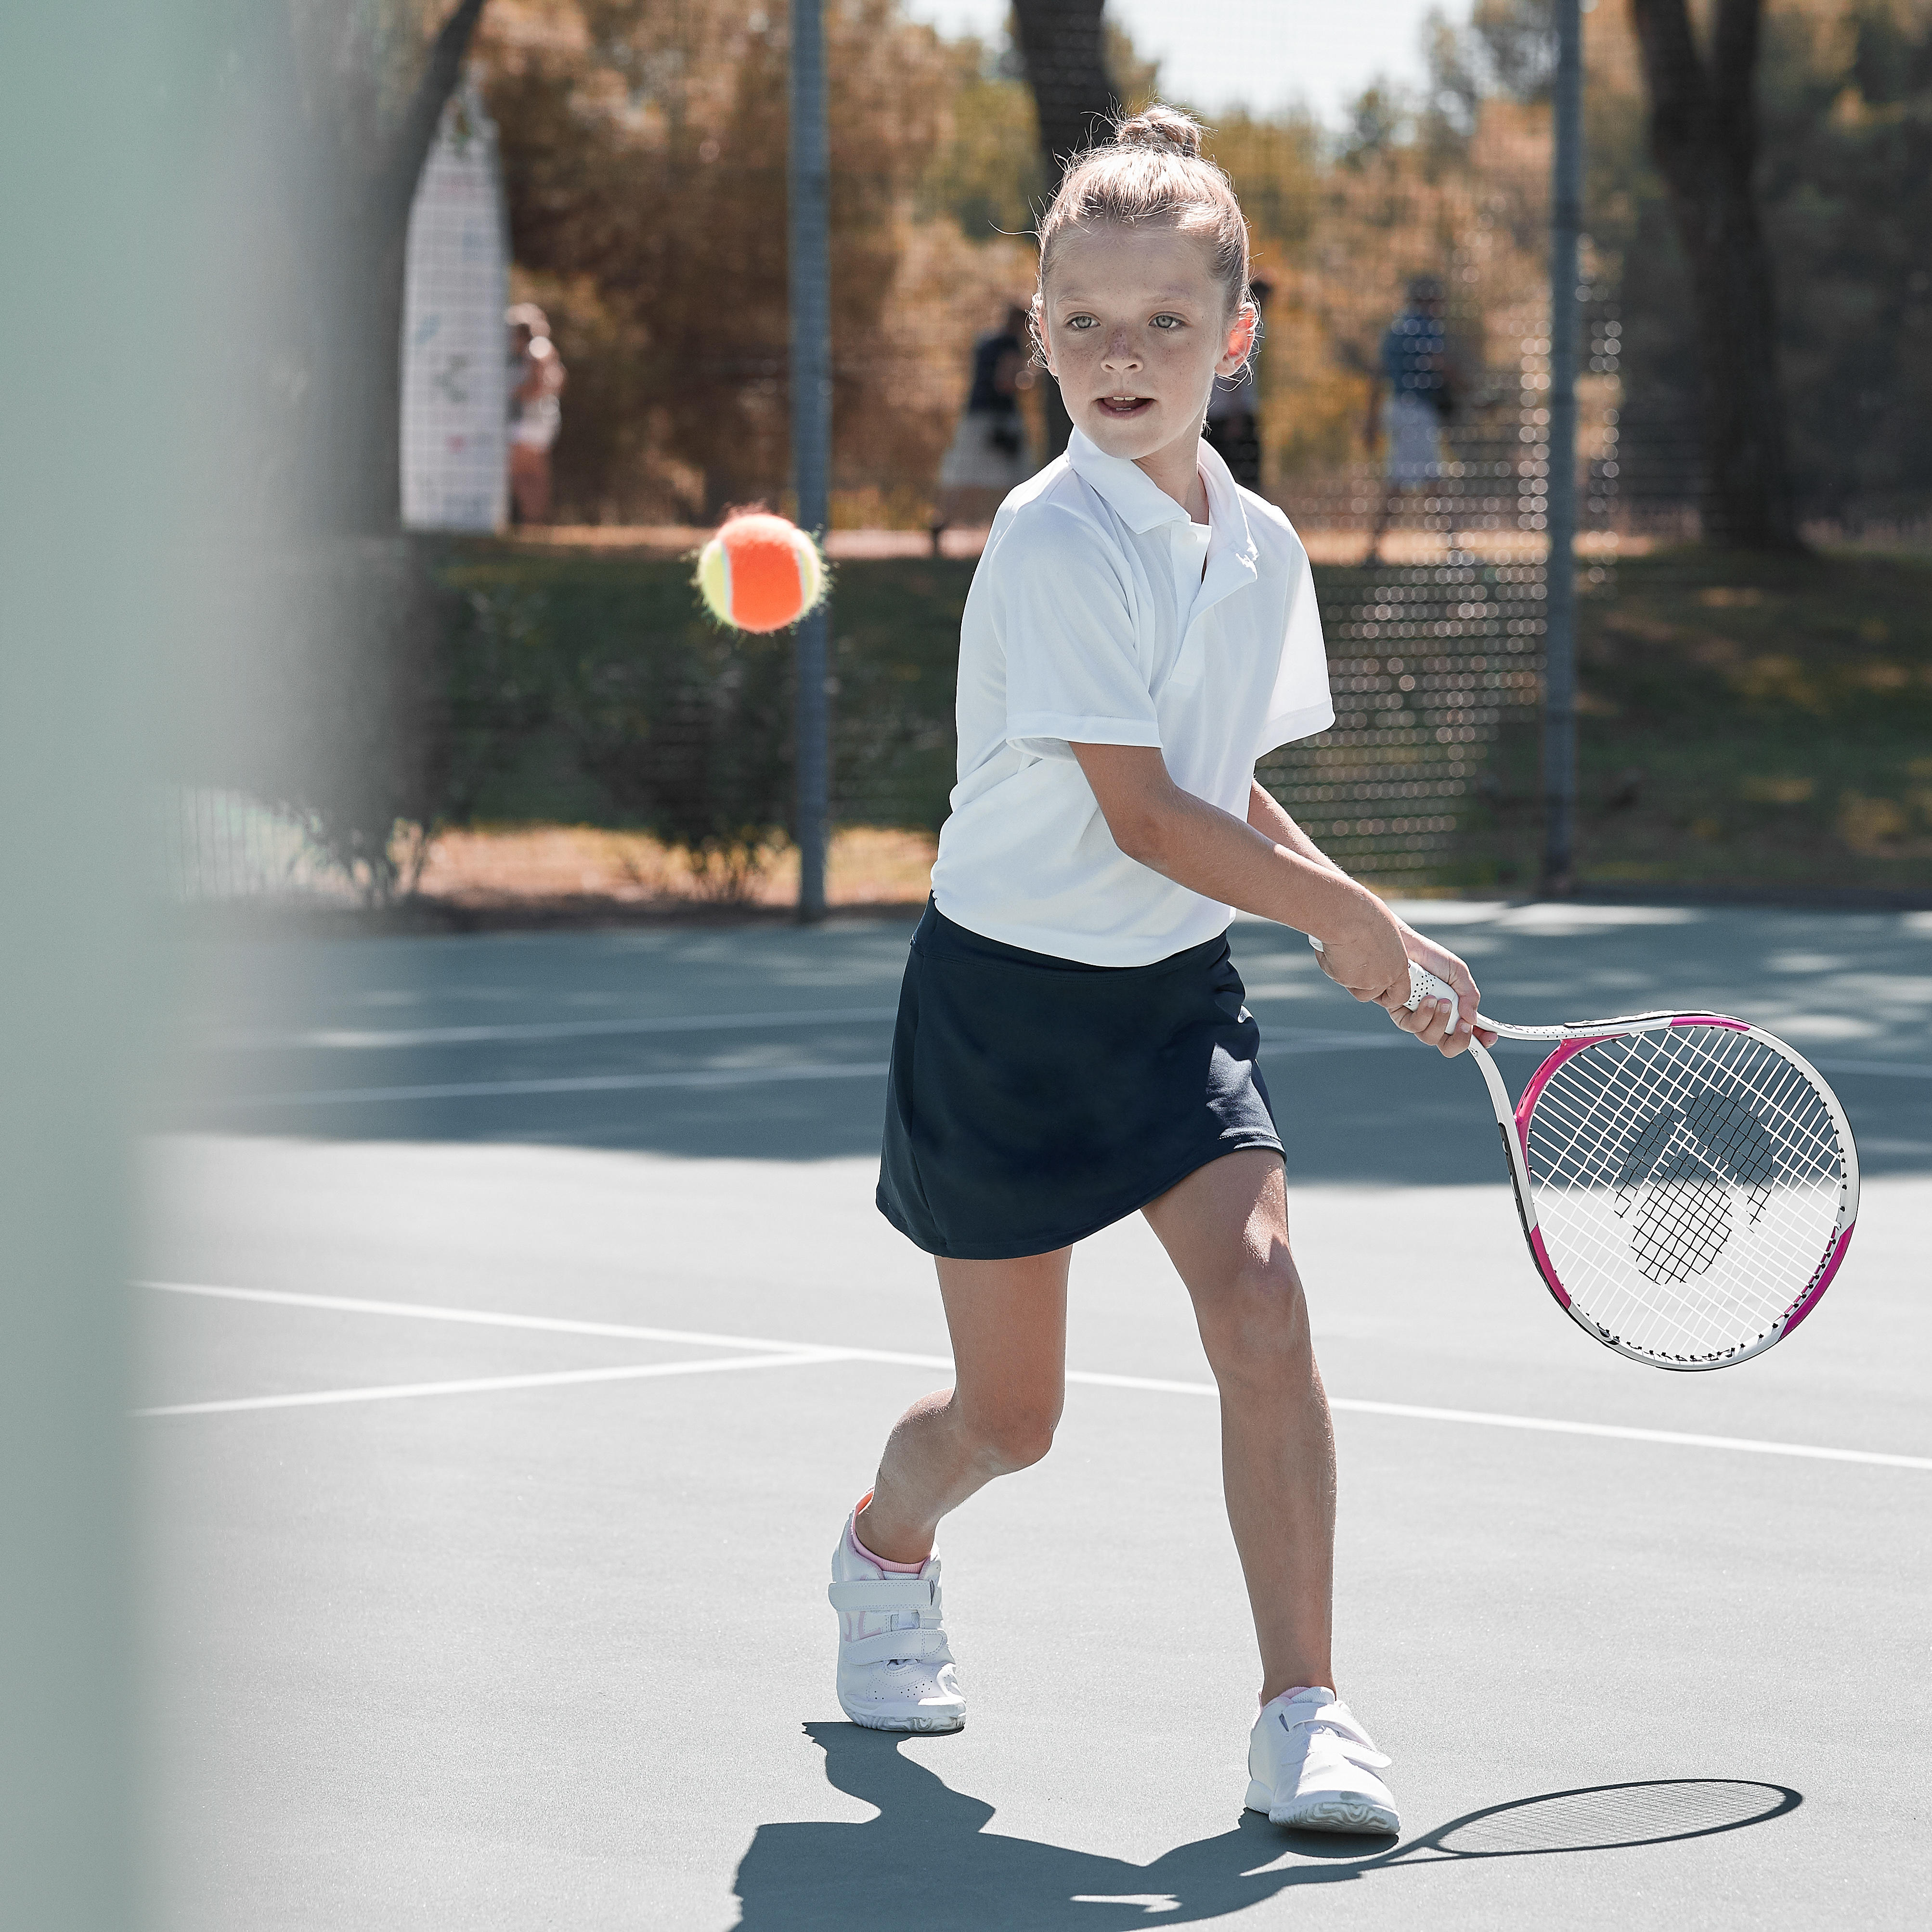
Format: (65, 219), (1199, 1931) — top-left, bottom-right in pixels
(1280, 1777), (1802, 1869)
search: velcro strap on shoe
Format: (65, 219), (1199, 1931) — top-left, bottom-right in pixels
(828, 1577), (937, 1614)
(1281, 1700), (1391, 1768)
(838, 1626), (946, 1668)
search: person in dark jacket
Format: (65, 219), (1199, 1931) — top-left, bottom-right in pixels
(1363, 275), (1456, 565)
(930, 304), (1035, 554)
(1203, 276), (1271, 489)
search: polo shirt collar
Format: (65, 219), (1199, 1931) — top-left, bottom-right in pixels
(1067, 427), (1191, 532)
(1195, 435), (1259, 573)
(1067, 426), (1258, 572)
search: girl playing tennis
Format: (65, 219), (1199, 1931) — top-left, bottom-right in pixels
(829, 105), (1493, 1836)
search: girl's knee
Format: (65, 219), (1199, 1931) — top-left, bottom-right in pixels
(1200, 1255), (1311, 1378)
(960, 1397), (1061, 1474)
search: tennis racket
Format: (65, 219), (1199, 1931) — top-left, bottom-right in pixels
(1308, 937), (1859, 1371)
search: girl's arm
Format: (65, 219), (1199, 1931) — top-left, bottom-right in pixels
(1245, 777), (1347, 874)
(1071, 744), (1484, 1052)
(1245, 779), (1492, 1044)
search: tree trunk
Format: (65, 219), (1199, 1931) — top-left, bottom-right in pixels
(1010, 0), (1114, 458)
(1628, 0), (1802, 549)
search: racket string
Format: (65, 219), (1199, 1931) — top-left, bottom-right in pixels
(1531, 1036), (1838, 1355)
(1534, 1047), (1837, 1337)
(1522, 1027), (1846, 1362)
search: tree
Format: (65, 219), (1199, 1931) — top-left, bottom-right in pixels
(1010, 0), (1113, 181)
(1628, 0), (1802, 549)
(1010, 0), (1115, 455)
(480, 0), (968, 519)
(1761, 0), (1932, 523)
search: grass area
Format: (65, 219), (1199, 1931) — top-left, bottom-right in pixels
(435, 540), (1931, 900)
(1460, 549), (1932, 892)
(440, 545), (972, 841)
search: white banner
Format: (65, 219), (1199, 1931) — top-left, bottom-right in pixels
(401, 89), (509, 532)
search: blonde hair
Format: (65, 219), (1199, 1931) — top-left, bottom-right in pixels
(1033, 105), (1253, 335)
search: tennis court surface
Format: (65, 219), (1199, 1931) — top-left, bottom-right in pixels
(142, 903), (1932, 1928)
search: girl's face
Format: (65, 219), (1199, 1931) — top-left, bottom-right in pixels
(1039, 224), (1256, 471)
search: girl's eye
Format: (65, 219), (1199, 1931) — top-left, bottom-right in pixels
(1151, 314), (1184, 330)
(1064, 315), (1098, 330)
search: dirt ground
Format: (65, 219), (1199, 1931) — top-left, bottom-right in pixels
(497, 524), (1635, 567)
(414, 824), (938, 914)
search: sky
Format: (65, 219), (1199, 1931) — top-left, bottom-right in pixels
(903, 1), (1453, 127)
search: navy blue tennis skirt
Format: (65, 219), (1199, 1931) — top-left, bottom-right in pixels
(876, 901), (1282, 1260)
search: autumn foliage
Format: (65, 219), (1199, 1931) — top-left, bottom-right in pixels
(471, 0), (1932, 534)
(478, 0), (1037, 522)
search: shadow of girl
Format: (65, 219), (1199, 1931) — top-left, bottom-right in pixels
(731, 1725), (1804, 1929)
(730, 1722), (1355, 1931)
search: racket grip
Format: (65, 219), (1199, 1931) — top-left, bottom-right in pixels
(1307, 935), (1459, 1030)
(1406, 962), (1458, 1029)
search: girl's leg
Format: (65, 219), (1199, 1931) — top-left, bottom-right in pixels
(852, 1248), (1070, 1564)
(1141, 1150), (1336, 1703)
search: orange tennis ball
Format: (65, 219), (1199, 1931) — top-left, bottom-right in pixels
(694, 511), (827, 633)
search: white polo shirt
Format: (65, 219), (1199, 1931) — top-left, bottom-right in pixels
(930, 429), (1334, 966)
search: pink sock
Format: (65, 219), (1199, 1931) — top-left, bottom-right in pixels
(849, 1492), (927, 1573)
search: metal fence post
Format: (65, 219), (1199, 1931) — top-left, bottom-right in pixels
(789, 0), (830, 922)
(1543, 0), (1583, 892)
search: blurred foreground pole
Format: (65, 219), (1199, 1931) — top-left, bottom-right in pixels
(1543, 0), (1583, 893)
(790, 0), (831, 922)
(0, 2), (191, 1922)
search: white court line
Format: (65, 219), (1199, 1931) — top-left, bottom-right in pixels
(225, 1061), (893, 1107)
(1259, 1029), (1413, 1054)
(140, 1280), (861, 1355)
(1807, 1057), (1932, 1080)
(213, 1046), (1932, 1114)
(215, 1007), (900, 1052)
(135, 1284), (1367, 1391)
(196, 985), (1932, 1083)
(214, 1033), (1456, 1109)
(1323, 1399), (1932, 1470)
(138, 1282), (1932, 1469)
(134, 1351), (849, 1418)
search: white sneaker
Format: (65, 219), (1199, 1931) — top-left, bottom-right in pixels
(828, 1505), (965, 1733)
(1245, 1686), (1400, 1834)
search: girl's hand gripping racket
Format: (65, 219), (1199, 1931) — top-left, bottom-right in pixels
(1310, 937), (1859, 1371)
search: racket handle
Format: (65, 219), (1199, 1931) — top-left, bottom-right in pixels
(1307, 935), (1460, 1030)
(1406, 962), (1459, 1030)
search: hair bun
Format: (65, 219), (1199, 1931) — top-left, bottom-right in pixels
(1113, 104), (1205, 160)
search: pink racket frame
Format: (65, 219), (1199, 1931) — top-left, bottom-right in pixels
(1466, 1015), (1861, 1371)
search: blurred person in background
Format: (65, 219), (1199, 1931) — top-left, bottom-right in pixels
(506, 301), (567, 526)
(930, 302), (1034, 555)
(1203, 275), (1271, 489)
(1363, 274), (1455, 566)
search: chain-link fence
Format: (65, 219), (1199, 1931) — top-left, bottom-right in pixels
(162, 1), (1932, 911)
(161, 790), (355, 905)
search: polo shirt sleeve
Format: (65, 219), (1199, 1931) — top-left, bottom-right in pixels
(1256, 542), (1335, 754)
(999, 510), (1162, 764)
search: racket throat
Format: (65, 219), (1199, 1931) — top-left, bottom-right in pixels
(1502, 1128), (1571, 1309)
(1470, 1039), (1571, 1312)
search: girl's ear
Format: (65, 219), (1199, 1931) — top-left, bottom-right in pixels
(1220, 301), (1259, 373)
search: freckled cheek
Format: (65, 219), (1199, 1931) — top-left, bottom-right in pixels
(1150, 339), (1204, 379)
(1049, 336), (1094, 376)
